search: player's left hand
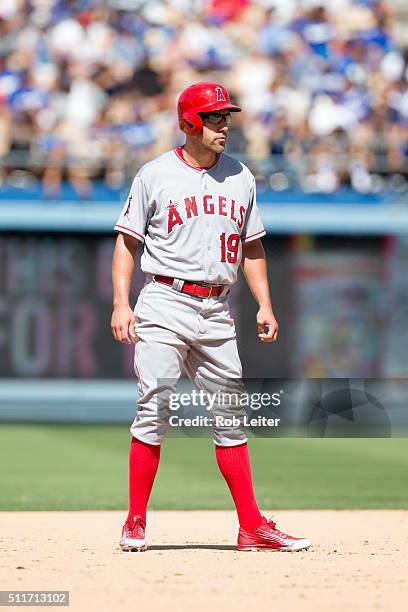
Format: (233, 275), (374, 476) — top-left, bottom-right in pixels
(256, 308), (278, 343)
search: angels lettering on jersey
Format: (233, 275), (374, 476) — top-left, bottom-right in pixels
(166, 195), (245, 234)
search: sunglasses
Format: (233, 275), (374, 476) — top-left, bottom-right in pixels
(200, 112), (232, 125)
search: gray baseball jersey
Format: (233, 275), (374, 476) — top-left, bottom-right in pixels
(114, 146), (265, 446)
(114, 147), (265, 285)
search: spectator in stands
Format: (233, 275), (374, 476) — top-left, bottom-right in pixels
(0, 0), (406, 198)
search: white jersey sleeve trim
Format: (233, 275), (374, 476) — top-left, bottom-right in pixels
(242, 229), (266, 243)
(114, 224), (145, 243)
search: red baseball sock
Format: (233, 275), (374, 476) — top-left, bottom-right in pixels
(127, 437), (161, 523)
(215, 442), (263, 530)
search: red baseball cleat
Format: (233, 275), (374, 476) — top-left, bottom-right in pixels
(119, 515), (147, 552)
(237, 517), (312, 552)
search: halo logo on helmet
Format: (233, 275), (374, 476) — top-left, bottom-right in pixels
(178, 82), (241, 136)
(215, 86), (227, 102)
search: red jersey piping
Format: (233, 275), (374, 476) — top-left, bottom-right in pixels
(114, 225), (144, 241)
(242, 229), (266, 242)
(174, 147), (220, 172)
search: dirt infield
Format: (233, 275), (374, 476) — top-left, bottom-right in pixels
(0, 511), (406, 611)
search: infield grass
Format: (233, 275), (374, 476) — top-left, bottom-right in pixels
(0, 424), (407, 511)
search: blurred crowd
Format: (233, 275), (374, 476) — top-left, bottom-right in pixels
(0, 0), (408, 197)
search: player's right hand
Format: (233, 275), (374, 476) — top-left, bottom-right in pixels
(111, 305), (137, 344)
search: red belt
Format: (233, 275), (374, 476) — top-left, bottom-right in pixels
(154, 275), (224, 298)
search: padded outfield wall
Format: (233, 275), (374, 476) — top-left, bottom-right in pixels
(1, 200), (408, 423)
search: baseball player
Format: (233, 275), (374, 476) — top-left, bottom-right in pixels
(111, 82), (311, 552)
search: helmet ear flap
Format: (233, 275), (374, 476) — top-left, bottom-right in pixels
(181, 112), (203, 135)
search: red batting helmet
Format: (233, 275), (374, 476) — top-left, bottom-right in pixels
(178, 82), (241, 135)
